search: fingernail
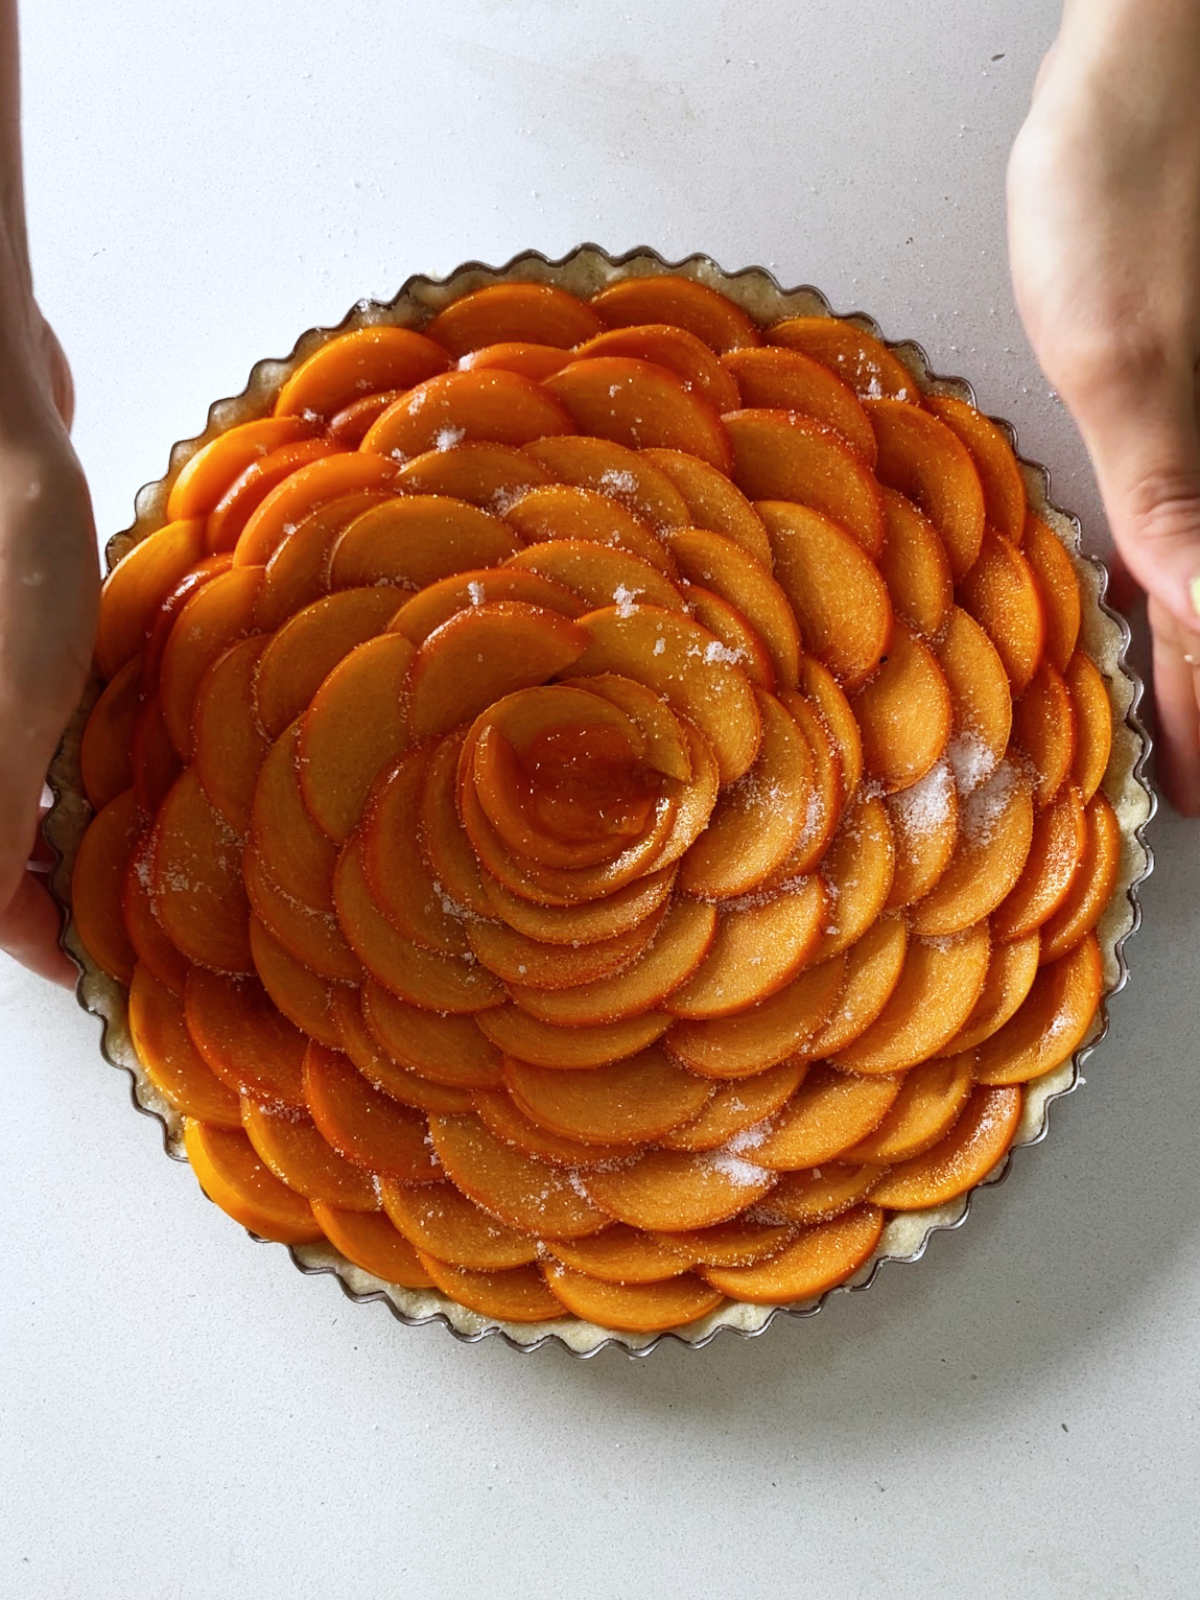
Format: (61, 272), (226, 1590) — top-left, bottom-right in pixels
(1192, 576), (1200, 619)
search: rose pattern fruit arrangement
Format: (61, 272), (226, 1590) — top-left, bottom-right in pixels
(58, 253), (1150, 1350)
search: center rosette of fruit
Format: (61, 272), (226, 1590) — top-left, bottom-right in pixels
(71, 274), (1119, 1335)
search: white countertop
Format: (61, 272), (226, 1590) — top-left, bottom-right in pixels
(5, 3), (1199, 1596)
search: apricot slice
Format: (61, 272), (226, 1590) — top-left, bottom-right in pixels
(679, 691), (815, 899)
(122, 833), (190, 995)
(581, 1145), (775, 1231)
(381, 1179), (539, 1270)
(992, 784), (1087, 942)
(504, 1046), (712, 1146)
(361, 754), (472, 955)
(243, 848), (359, 982)
(806, 916), (908, 1056)
(544, 356), (731, 471)
(167, 418), (319, 522)
(842, 1055), (975, 1164)
(751, 1066), (901, 1170)
(361, 979), (502, 1088)
(420, 734), (493, 919)
(768, 690), (841, 879)
(407, 600), (586, 740)
(232, 453), (399, 567)
(150, 771), (251, 973)
(669, 1218), (792, 1268)
(252, 587), (405, 741)
(593, 274), (761, 349)
(480, 861), (676, 947)
(328, 985), (473, 1112)
(1013, 661), (1076, 807)
(639, 446), (772, 564)
(183, 966), (307, 1108)
(759, 1165), (887, 1227)
(390, 567), (585, 647)
(725, 410), (885, 556)
(131, 695), (181, 814)
(274, 324), (450, 418)
(911, 762), (1034, 937)
(205, 437), (338, 553)
(557, 672), (693, 783)
(759, 499), (890, 689)
(831, 923), (991, 1075)
(505, 538), (681, 613)
(721, 345), (875, 457)
(128, 963), (239, 1124)
(809, 795), (895, 961)
(308, 1202), (434, 1287)
(458, 341), (573, 381)
(428, 1113), (607, 1238)
(472, 1090), (629, 1168)
(467, 906), (661, 991)
(767, 316), (916, 399)
(361, 369), (572, 459)
(661, 1059), (807, 1152)
(666, 527), (800, 685)
(416, 1257), (563, 1323)
(328, 495), (520, 591)
(70, 788), (140, 983)
(935, 606), (1014, 777)
(798, 656), (863, 803)
(158, 564), (263, 757)
(477, 1004), (671, 1069)
(925, 395), (1027, 543)
(877, 488), (952, 639)
(95, 519), (206, 679)
(545, 1227), (694, 1284)
(974, 934), (1103, 1085)
(328, 390), (406, 448)
(248, 919), (345, 1049)
(948, 929), (1041, 1054)
(183, 1120), (320, 1243)
(1040, 792), (1121, 964)
(866, 398), (985, 577)
(884, 761), (958, 908)
(241, 1096), (378, 1211)
(295, 632), (413, 844)
(572, 604), (760, 783)
(189, 636), (270, 831)
(574, 323), (740, 410)
(427, 282), (602, 356)
(80, 657), (140, 809)
(868, 1085), (1022, 1208)
(667, 878), (827, 1021)
(679, 587), (771, 688)
(1066, 651), (1113, 803)
(701, 1205), (883, 1303)
(503, 485), (671, 571)
(302, 1044), (438, 1180)
(543, 1263), (723, 1331)
(852, 624), (952, 791)
(523, 435), (691, 530)
(395, 440), (553, 511)
(248, 722), (337, 906)
(254, 490), (391, 630)
(1024, 516), (1081, 672)
(665, 952), (846, 1079)
(958, 529), (1045, 694)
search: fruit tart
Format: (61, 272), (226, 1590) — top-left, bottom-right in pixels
(49, 248), (1153, 1354)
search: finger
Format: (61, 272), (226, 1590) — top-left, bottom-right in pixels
(0, 868), (75, 986)
(1148, 596), (1200, 815)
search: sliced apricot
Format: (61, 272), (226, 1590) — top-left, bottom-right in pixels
(769, 689), (841, 880)
(428, 1113), (607, 1238)
(523, 435), (692, 530)
(992, 784), (1087, 942)
(505, 538), (681, 613)
(504, 1046), (712, 1146)
(831, 923), (991, 1075)
(303, 1044), (438, 1180)
(128, 962), (240, 1124)
(184, 965), (307, 1108)
(420, 733), (493, 919)
(759, 499), (890, 689)
(328, 495), (520, 591)
(877, 487), (952, 639)
(308, 1202), (434, 1287)
(416, 1256), (563, 1323)
(130, 694), (181, 814)
(361, 754), (472, 954)
(544, 356), (731, 470)
(667, 527), (800, 685)
(852, 624), (952, 791)
(884, 761), (958, 908)
(665, 952), (846, 1079)
(668, 1217), (793, 1268)
(205, 437), (338, 553)
(958, 529), (1045, 694)
(701, 1205), (883, 1302)
(681, 586), (773, 688)
(1066, 651), (1113, 803)
(472, 1090), (629, 1168)
(948, 929), (1041, 1054)
(122, 833), (190, 995)
(190, 636), (271, 831)
(458, 341), (573, 381)
(70, 788), (140, 983)
(868, 1085), (1022, 1208)
(798, 656), (863, 803)
(640, 446), (772, 564)
(150, 771), (251, 973)
(254, 490), (391, 630)
(667, 878), (826, 1021)
(543, 1263), (722, 1330)
(167, 418), (319, 522)
(1040, 792), (1122, 964)
(390, 566), (584, 646)
(80, 657), (141, 810)
(249, 721), (337, 907)
(759, 1165), (886, 1227)
(767, 316), (916, 399)
(232, 453), (399, 567)
(752, 1066), (901, 1170)
(395, 440), (553, 511)
(581, 1145), (774, 1231)
(721, 345), (875, 459)
(480, 861), (676, 947)
(974, 934), (1103, 1085)
(253, 586), (405, 741)
(503, 484), (672, 571)
(328, 389), (405, 448)
(555, 675), (692, 787)
(95, 520), (206, 679)
(243, 847), (359, 982)
(661, 1059), (807, 1152)
(361, 979), (502, 1088)
(866, 398), (985, 577)
(935, 606), (1014, 776)
(1024, 516), (1081, 672)
(476, 1005), (671, 1069)
(806, 916), (908, 1056)
(545, 1227), (694, 1284)
(183, 1120), (321, 1243)
(574, 323), (741, 410)
(842, 1055), (974, 1164)
(241, 1096), (378, 1211)
(247, 918), (345, 1048)
(361, 368), (572, 459)
(591, 274), (759, 350)
(427, 281), (602, 356)
(725, 410), (885, 556)
(1013, 661), (1076, 807)
(809, 795), (895, 961)
(911, 762), (1034, 937)
(467, 905), (661, 991)
(381, 1179), (538, 1270)
(926, 395), (1027, 544)
(328, 985), (474, 1112)
(158, 565), (263, 757)
(274, 324), (450, 418)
